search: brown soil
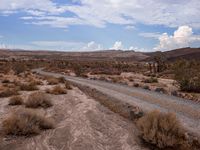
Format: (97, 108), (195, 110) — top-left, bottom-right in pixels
(0, 86), (148, 150)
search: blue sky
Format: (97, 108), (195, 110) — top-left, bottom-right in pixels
(0, 0), (200, 52)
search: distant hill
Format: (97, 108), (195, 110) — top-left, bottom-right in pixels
(0, 47), (199, 62)
(144, 47), (200, 62)
(0, 49), (148, 61)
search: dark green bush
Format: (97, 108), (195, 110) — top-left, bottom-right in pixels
(174, 60), (200, 92)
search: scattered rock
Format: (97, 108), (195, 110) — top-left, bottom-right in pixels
(143, 85), (150, 90)
(155, 88), (166, 93)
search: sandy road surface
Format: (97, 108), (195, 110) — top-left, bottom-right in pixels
(35, 69), (200, 136)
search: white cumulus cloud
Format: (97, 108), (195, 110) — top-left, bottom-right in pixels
(139, 32), (161, 39)
(82, 41), (102, 51)
(154, 26), (200, 51)
(0, 40), (103, 51)
(110, 41), (123, 50)
(125, 25), (136, 30)
(1, 0), (200, 29)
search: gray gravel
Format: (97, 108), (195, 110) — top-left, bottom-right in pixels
(35, 69), (200, 136)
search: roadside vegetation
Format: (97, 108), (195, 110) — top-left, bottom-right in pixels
(174, 60), (200, 93)
(9, 96), (23, 105)
(0, 88), (19, 98)
(25, 92), (52, 108)
(0, 53), (200, 149)
(136, 110), (188, 149)
(2, 109), (54, 136)
(46, 85), (67, 95)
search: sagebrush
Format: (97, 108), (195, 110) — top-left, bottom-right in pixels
(136, 110), (187, 149)
(2, 109), (54, 136)
(9, 96), (23, 105)
(25, 92), (52, 108)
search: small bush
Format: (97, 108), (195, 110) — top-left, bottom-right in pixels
(58, 77), (66, 83)
(128, 77), (134, 82)
(25, 92), (52, 108)
(65, 81), (72, 90)
(9, 96), (23, 105)
(143, 85), (150, 90)
(46, 85), (67, 95)
(155, 87), (166, 93)
(133, 83), (139, 87)
(143, 77), (158, 83)
(2, 79), (10, 83)
(47, 77), (59, 85)
(0, 88), (19, 98)
(31, 80), (43, 85)
(19, 82), (38, 91)
(174, 60), (200, 93)
(12, 63), (28, 74)
(2, 109), (54, 136)
(137, 110), (186, 149)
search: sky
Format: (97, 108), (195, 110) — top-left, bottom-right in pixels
(0, 0), (200, 52)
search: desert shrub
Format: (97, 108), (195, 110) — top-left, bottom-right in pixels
(3, 83), (17, 89)
(133, 83), (140, 87)
(25, 92), (52, 108)
(155, 87), (166, 93)
(143, 77), (158, 83)
(65, 81), (72, 90)
(143, 85), (150, 90)
(30, 79), (43, 85)
(2, 109), (54, 136)
(174, 60), (200, 92)
(46, 85), (67, 95)
(0, 88), (19, 98)
(0, 63), (11, 74)
(12, 63), (28, 74)
(19, 82), (38, 91)
(9, 96), (23, 105)
(58, 76), (66, 83)
(99, 76), (107, 81)
(128, 77), (134, 82)
(137, 110), (186, 149)
(2, 79), (10, 83)
(73, 64), (85, 76)
(153, 53), (167, 73)
(47, 77), (59, 85)
(111, 77), (122, 83)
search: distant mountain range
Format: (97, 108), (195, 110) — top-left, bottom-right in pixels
(145, 47), (200, 61)
(0, 47), (199, 62)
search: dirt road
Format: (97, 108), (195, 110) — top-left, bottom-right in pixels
(1, 84), (146, 150)
(35, 69), (200, 136)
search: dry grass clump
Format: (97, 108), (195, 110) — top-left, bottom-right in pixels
(30, 79), (43, 85)
(9, 96), (23, 105)
(136, 110), (187, 149)
(143, 77), (158, 83)
(46, 85), (67, 95)
(110, 77), (123, 83)
(143, 85), (150, 90)
(2, 109), (54, 136)
(25, 92), (52, 108)
(2, 79), (10, 83)
(47, 77), (59, 85)
(65, 81), (72, 90)
(174, 60), (200, 93)
(0, 88), (19, 98)
(58, 76), (66, 83)
(19, 82), (38, 91)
